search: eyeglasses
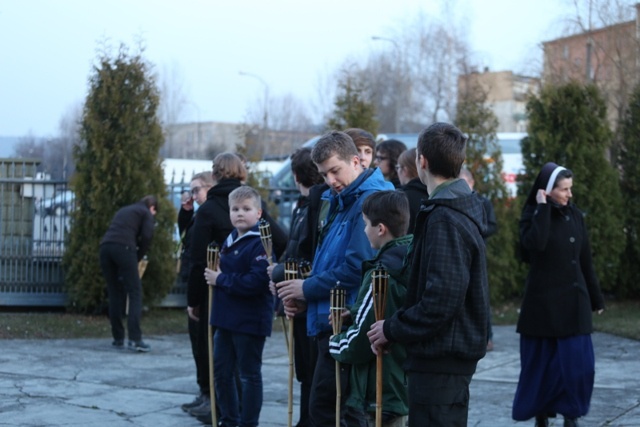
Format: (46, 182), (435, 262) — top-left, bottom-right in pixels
(375, 156), (389, 162)
(190, 186), (201, 195)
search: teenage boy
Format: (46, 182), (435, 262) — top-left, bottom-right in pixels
(277, 130), (393, 426)
(204, 186), (273, 427)
(329, 190), (412, 427)
(345, 128), (376, 169)
(368, 122), (489, 427)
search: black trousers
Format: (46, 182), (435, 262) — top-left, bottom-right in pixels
(293, 316), (314, 427)
(407, 371), (471, 427)
(99, 243), (142, 343)
(188, 297), (211, 396)
(309, 334), (351, 427)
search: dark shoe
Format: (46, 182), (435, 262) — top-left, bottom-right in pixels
(188, 399), (211, 417)
(195, 411), (212, 425)
(563, 417), (580, 427)
(535, 414), (549, 427)
(112, 340), (124, 349)
(181, 394), (206, 412)
(128, 341), (150, 352)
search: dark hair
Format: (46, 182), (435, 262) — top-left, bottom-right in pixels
(140, 195), (158, 211)
(377, 139), (407, 182)
(345, 128), (376, 151)
(397, 148), (418, 180)
(291, 147), (324, 188)
(213, 153), (247, 182)
(553, 169), (573, 188)
(362, 190), (409, 238)
(416, 122), (466, 179)
(311, 130), (358, 164)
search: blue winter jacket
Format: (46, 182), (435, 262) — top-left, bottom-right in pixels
(210, 224), (274, 337)
(303, 168), (394, 336)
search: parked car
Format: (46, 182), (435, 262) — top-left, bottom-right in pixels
(41, 190), (75, 216)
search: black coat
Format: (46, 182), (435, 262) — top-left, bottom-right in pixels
(400, 177), (429, 234)
(100, 201), (154, 261)
(271, 194), (313, 284)
(517, 202), (604, 338)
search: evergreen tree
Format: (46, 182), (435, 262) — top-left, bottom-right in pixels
(456, 83), (525, 301)
(617, 83), (640, 297)
(327, 72), (379, 134)
(521, 82), (624, 293)
(63, 44), (176, 313)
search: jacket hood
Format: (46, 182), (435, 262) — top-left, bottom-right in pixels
(207, 178), (242, 199)
(424, 178), (487, 236)
(367, 234), (412, 271)
(402, 177), (429, 196)
(323, 168), (394, 209)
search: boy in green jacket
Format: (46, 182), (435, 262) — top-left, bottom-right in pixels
(329, 190), (411, 427)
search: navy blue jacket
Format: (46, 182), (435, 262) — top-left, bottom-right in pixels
(210, 224), (274, 337)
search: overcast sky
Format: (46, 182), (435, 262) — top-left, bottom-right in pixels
(0, 0), (573, 138)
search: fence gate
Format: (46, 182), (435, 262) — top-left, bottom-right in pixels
(0, 159), (192, 308)
(0, 159), (70, 306)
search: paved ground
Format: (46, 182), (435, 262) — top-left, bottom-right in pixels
(0, 325), (638, 426)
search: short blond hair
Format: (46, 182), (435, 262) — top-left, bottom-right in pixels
(228, 185), (262, 209)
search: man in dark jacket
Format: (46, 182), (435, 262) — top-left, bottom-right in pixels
(270, 147), (325, 427)
(100, 195), (157, 352)
(368, 123), (489, 427)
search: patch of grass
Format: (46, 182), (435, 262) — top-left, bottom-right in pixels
(0, 308), (188, 339)
(491, 299), (640, 341)
(592, 299), (640, 341)
(491, 300), (521, 326)
(1, 300), (638, 341)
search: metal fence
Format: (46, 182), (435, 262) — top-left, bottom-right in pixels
(0, 159), (192, 307)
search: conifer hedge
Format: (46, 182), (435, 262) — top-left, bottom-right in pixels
(617, 83), (640, 297)
(521, 82), (624, 293)
(63, 45), (176, 313)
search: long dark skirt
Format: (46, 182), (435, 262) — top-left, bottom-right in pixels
(512, 334), (595, 421)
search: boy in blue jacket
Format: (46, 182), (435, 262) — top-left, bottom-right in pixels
(330, 190), (411, 427)
(277, 130), (393, 425)
(204, 185), (273, 427)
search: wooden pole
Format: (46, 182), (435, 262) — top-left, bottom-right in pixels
(284, 259), (298, 427)
(206, 243), (219, 427)
(372, 263), (389, 427)
(330, 285), (346, 427)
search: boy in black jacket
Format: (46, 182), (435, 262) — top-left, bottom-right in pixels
(368, 123), (489, 427)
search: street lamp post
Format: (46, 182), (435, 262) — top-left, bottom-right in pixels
(372, 36), (401, 133)
(238, 71), (269, 144)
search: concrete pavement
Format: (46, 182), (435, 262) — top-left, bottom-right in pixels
(0, 326), (638, 426)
